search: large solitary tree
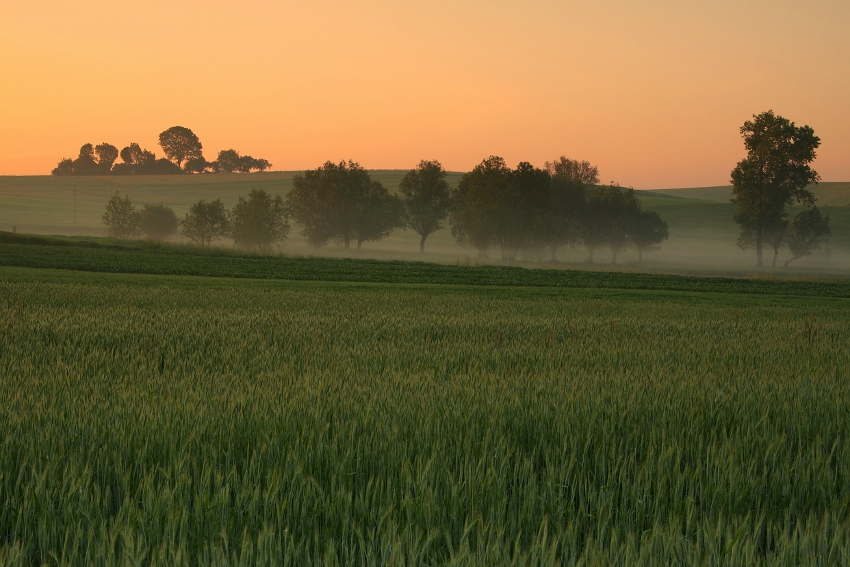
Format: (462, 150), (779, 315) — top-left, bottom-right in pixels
(158, 126), (203, 169)
(731, 111), (820, 267)
(399, 160), (452, 253)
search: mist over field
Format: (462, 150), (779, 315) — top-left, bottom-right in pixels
(1, 172), (849, 277)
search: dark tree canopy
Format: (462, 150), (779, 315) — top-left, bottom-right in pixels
(158, 126), (203, 169)
(544, 157), (600, 185)
(179, 199), (230, 246)
(731, 110), (820, 267)
(215, 149), (241, 174)
(785, 207), (831, 267)
(541, 157), (599, 261)
(450, 156), (511, 258)
(102, 193), (140, 239)
(230, 189), (290, 249)
(139, 203), (179, 240)
(184, 157), (211, 174)
(95, 143), (119, 172)
(399, 160), (452, 252)
(288, 161), (399, 249)
(351, 181), (404, 249)
(631, 209), (669, 263)
(580, 185), (639, 265)
(120, 143), (156, 166)
(212, 149), (272, 174)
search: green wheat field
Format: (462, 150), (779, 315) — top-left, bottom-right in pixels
(1, 251), (849, 565)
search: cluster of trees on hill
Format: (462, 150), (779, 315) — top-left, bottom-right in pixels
(731, 111), (832, 267)
(53, 126), (270, 176)
(103, 156), (669, 263)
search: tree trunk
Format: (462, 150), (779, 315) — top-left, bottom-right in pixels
(611, 247), (619, 265)
(357, 239), (363, 249)
(419, 234), (426, 253)
(784, 256), (798, 268)
(756, 224), (764, 267)
(344, 236), (350, 249)
(771, 249), (778, 268)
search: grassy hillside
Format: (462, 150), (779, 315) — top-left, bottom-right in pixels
(650, 181), (850, 206)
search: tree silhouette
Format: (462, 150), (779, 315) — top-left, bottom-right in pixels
(631, 210), (669, 263)
(179, 199), (230, 246)
(542, 157), (598, 261)
(785, 207), (831, 267)
(399, 160), (452, 252)
(139, 204), (179, 240)
(230, 189), (290, 249)
(731, 111), (820, 267)
(102, 193), (140, 239)
(214, 149), (241, 173)
(288, 161), (397, 248)
(158, 126), (203, 169)
(95, 143), (119, 173)
(450, 156), (510, 258)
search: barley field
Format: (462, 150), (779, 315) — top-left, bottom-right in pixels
(1, 268), (849, 565)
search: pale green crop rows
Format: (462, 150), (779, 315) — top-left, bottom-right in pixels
(1, 276), (849, 566)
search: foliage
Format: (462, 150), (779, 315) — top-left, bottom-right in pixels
(541, 157), (598, 261)
(630, 209), (669, 262)
(158, 126), (203, 169)
(138, 203), (179, 240)
(95, 143), (119, 171)
(101, 192), (140, 239)
(178, 199), (230, 246)
(230, 189), (290, 249)
(288, 161), (398, 249)
(399, 160), (453, 252)
(212, 149), (271, 174)
(785, 207), (831, 267)
(1, 275), (849, 564)
(183, 156), (211, 174)
(450, 156), (511, 257)
(731, 110), (820, 266)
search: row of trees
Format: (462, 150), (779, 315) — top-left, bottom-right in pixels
(53, 126), (271, 176)
(731, 111), (832, 267)
(103, 157), (669, 263)
(103, 190), (288, 248)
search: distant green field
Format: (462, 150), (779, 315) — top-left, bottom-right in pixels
(1, 173), (848, 270)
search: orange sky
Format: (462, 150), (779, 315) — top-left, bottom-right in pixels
(1, 0), (848, 187)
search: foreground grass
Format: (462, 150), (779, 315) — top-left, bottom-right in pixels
(1, 268), (849, 565)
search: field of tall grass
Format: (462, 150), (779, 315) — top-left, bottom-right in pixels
(1, 269), (849, 565)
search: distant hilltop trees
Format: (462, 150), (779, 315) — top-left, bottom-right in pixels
(52, 126), (271, 176)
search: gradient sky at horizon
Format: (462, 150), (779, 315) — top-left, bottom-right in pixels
(0, 0), (848, 187)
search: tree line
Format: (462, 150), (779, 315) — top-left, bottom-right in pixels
(103, 156), (669, 264)
(53, 126), (270, 176)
